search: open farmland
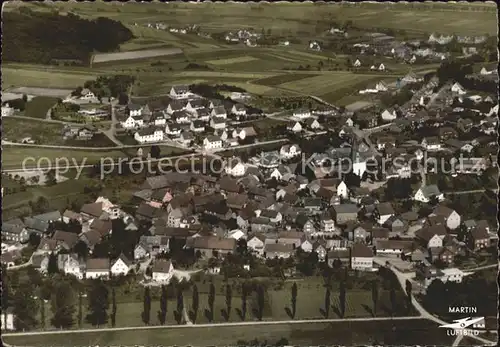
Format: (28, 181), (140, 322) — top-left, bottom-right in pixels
(1, 67), (96, 89)
(7, 87), (72, 98)
(205, 56), (259, 65)
(22, 96), (59, 118)
(92, 48), (184, 64)
(28, 1), (497, 35)
(253, 73), (318, 86)
(276, 72), (388, 99)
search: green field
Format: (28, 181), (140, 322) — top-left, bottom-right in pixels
(205, 56), (259, 65)
(3, 319), (457, 347)
(23, 96), (59, 118)
(2, 1), (496, 105)
(13, 1), (495, 35)
(2, 118), (117, 147)
(2, 67), (97, 89)
(253, 73), (318, 86)
(1, 146), (128, 170)
(2, 118), (64, 144)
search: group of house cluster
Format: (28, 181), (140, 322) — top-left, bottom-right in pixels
(1, 130), (496, 289)
(117, 85), (258, 148)
(352, 32), (489, 63)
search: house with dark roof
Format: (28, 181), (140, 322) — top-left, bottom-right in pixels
(187, 236), (236, 258)
(80, 202), (103, 219)
(33, 211), (61, 223)
(468, 225), (490, 250)
(85, 258), (110, 279)
(350, 243), (374, 270)
(332, 204), (358, 225)
(152, 260), (174, 282)
(373, 202), (395, 225)
(264, 242), (294, 259)
(136, 202), (162, 222)
(52, 230), (79, 250)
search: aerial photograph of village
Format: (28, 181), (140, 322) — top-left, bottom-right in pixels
(1, 1), (498, 346)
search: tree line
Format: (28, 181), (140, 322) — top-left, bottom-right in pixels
(3, 10), (133, 65)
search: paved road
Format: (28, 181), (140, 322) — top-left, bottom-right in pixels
(444, 189), (497, 195)
(2, 315), (426, 337)
(5, 259), (32, 271)
(1, 138), (288, 173)
(1, 153), (200, 173)
(102, 103), (124, 146)
(1, 140), (189, 151)
(4, 115), (83, 126)
(461, 263), (497, 272)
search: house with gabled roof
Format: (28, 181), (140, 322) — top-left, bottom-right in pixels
(169, 85), (190, 99)
(152, 260), (174, 282)
(110, 253), (132, 276)
(85, 258), (110, 279)
(80, 202), (103, 220)
(414, 184), (444, 203)
(350, 243), (374, 270)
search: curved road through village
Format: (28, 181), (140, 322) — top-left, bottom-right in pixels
(373, 258), (496, 346)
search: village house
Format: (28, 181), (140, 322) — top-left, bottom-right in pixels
(414, 184), (444, 203)
(85, 258), (110, 279)
(350, 243), (374, 271)
(203, 135), (223, 150)
(287, 121), (303, 133)
(152, 260), (174, 282)
(167, 100), (187, 115)
(280, 144), (302, 159)
(327, 249), (350, 268)
(374, 240), (414, 256)
(320, 214), (336, 234)
(232, 126), (257, 140)
(264, 242), (294, 259)
(381, 108), (397, 121)
(190, 120), (206, 133)
(2, 222), (29, 243)
(416, 225), (447, 249)
(58, 254), (83, 279)
(126, 104), (144, 117)
(231, 104), (247, 116)
(110, 254), (132, 276)
(185, 98), (206, 112)
(468, 225), (490, 250)
(430, 205), (461, 230)
(421, 137), (442, 151)
(134, 236), (170, 260)
(210, 116), (226, 130)
(134, 127), (164, 144)
(332, 204), (358, 225)
(225, 160), (246, 177)
(170, 85), (190, 99)
(451, 82), (466, 95)
(373, 202), (395, 225)
(247, 234), (266, 256)
(188, 236), (236, 258)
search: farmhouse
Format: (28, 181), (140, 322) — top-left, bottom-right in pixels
(85, 258), (110, 279)
(203, 135), (223, 150)
(110, 254), (132, 276)
(134, 127), (164, 144)
(170, 85), (190, 99)
(414, 184), (444, 203)
(152, 260), (174, 282)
